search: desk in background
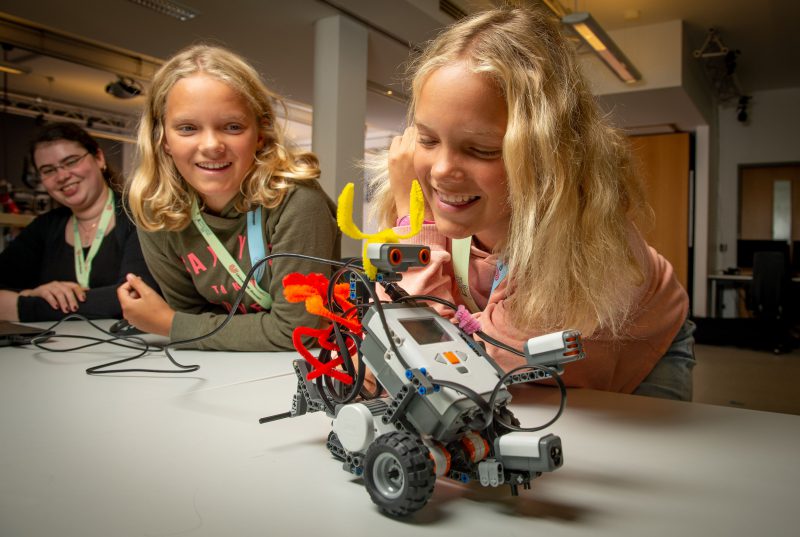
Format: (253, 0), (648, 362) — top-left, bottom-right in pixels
(707, 272), (754, 318)
(707, 272), (800, 318)
(1, 321), (798, 536)
(0, 213), (36, 227)
(0, 213), (36, 252)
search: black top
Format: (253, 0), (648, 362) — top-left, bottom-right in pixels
(0, 195), (156, 321)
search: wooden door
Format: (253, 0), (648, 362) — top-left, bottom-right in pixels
(629, 133), (691, 289)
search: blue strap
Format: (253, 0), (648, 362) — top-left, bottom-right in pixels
(490, 259), (509, 296)
(247, 206), (266, 282)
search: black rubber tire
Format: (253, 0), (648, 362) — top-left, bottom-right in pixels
(363, 431), (436, 517)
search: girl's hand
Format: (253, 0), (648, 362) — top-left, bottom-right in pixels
(19, 281), (86, 313)
(117, 273), (175, 336)
(388, 126), (418, 220)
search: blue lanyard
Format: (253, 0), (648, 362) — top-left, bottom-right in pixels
(191, 201), (272, 310)
(490, 258), (509, 296)
(247, 206), (266, 282)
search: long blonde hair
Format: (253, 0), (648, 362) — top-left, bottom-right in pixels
(128, 44), (320, 231)
(371, 6), (648, 336)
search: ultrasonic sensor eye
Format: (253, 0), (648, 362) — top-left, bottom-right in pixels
(389, 248), (403, 265)
(418, 249), (431, 265)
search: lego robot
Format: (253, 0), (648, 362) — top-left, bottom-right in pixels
(261, 243), (584, 517)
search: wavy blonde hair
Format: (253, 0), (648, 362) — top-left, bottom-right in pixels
(128, 44), (320, 231)
(370, 5), (648, 337)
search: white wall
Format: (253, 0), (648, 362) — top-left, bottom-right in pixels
(716, 87), (800, 271)
(578, 20), (716, 316)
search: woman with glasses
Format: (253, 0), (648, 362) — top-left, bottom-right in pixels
(0, 122), (156, 322)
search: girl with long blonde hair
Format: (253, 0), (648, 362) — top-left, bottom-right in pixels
(372, 6), (694, 399)
(120, 45), (340, 350)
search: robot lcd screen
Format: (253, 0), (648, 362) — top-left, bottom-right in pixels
(399, 318), (453, 345)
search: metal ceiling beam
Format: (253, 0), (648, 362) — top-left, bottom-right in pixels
(2, 91), (137, 143)
(0, 12), (163, 82)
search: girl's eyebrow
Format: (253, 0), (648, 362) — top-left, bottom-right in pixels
(414, 120), (432, 132)
(166, 116), (194, 124)
(415, 120), (503, 138)
(167, 114), (249, 124)
(463, 128), (504, 137)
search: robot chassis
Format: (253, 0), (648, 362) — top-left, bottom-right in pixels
(262, 242), (585, 517)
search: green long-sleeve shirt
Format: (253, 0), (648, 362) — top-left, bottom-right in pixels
(138, 182), (340, 351)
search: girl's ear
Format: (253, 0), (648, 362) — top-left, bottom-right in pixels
(257, 118), (269, 149)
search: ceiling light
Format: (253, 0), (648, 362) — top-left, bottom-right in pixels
(0, 60), (29, 75)
(126, 0), (199, 22)
(562, 12), (641, 84)
(367, 80), (407, 104)
(105, 76), (144, 99)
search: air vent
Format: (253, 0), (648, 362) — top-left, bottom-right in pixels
(440, 0), (467, 20)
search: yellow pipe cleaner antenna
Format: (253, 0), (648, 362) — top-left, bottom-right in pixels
(337, 180), (425, 280)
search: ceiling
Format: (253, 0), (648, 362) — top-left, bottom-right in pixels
(0, 0), (797, 143)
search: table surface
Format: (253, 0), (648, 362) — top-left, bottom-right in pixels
(1, 320), (799, 537)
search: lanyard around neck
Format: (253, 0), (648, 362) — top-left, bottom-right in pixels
(247, 206), (265, 282)
(72, 187), (115, 288)
(191, 199), (272, 310)
(451, 237), (508, 314)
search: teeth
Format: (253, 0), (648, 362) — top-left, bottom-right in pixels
(438, 191), (478, 205)
(197, 162), (230, 169)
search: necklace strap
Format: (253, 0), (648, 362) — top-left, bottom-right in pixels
(191, 199), (273, 310)
(452, 237), (480, 313)
(452, 236), (508, 314)
(247, 205), (266, 282)
(73, 187), (115, 288)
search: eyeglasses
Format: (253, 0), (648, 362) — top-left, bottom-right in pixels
(37, 152), (91, 180)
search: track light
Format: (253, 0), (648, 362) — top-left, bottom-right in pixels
(105, 76), (143, 99)
(562, 12), (641, 84)
(0, 60), (29, 76)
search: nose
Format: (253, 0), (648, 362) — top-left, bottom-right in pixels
(51, 165), (73, 182)
(429, 146), (463, 183)
(199, 130), (225, 154)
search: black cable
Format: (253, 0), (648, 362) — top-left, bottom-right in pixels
(487, 363), (567, 432)
(77, 253), (365, 375)
(27, 314), (200, 375)
(323, 262), (363, 404)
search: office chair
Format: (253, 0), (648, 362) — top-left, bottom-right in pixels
(747, 251), (792, 354)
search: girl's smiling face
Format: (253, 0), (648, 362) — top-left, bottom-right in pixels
(413, 61), (510, 251)
(162, 74), (263, 213)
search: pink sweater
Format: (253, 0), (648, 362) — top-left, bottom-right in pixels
(389, 224), (689, 393)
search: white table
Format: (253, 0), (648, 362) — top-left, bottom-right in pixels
(1, 321), (798, 536)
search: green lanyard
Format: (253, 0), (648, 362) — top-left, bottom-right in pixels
(72, 187), (115, 288)
(190, 199), (273, 310)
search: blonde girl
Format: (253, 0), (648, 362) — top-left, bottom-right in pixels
(120, 45), (340, 350)
(372, 6), (694, 399)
